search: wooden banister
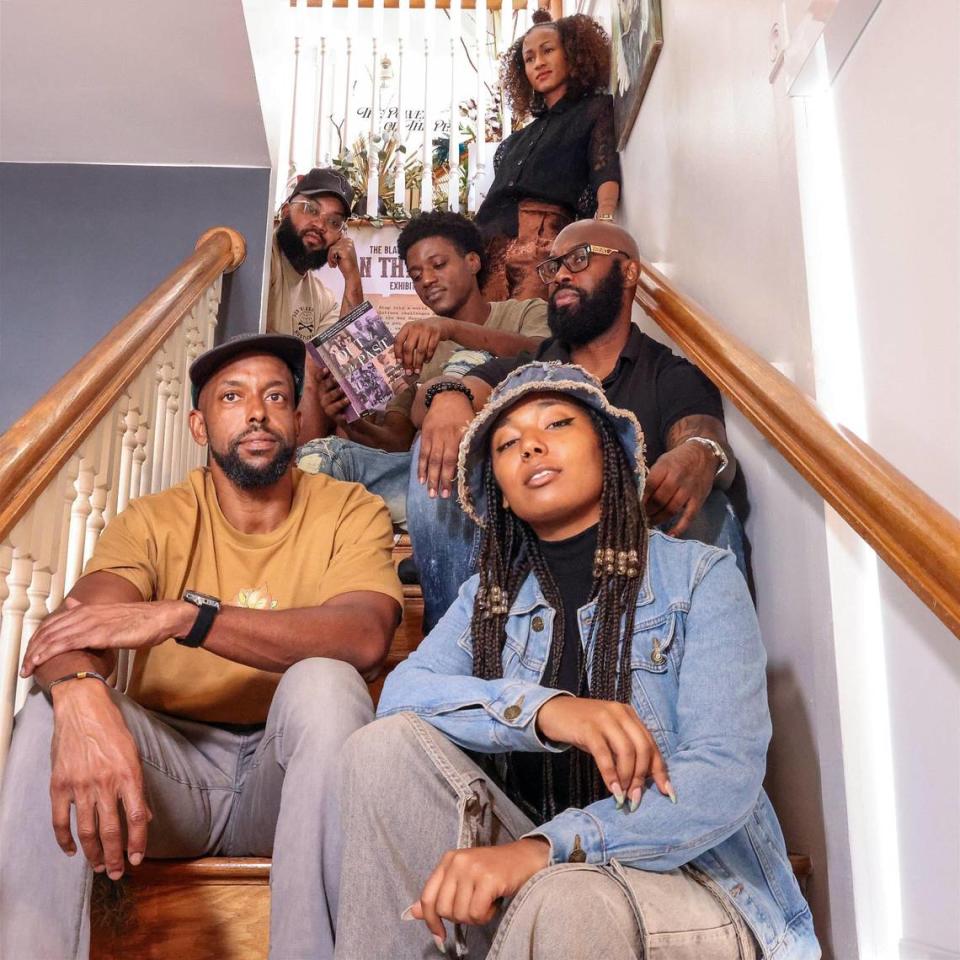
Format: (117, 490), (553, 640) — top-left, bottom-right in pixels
(635, 260), (960, 637)
(0, 227), (246, 544)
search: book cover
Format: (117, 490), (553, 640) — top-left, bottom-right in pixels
(308, 301), (410, 422)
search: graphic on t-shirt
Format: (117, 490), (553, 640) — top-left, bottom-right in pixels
(234, 586), (280, 610)
(293, 305), (317, 341)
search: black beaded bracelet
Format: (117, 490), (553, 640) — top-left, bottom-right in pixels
(424, 380), (475, 410)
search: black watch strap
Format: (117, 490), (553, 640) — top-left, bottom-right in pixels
(176, 592), (221, 648)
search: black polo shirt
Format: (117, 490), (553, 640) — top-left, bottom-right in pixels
(468, 324), (724, 466)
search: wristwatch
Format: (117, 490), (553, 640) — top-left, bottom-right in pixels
(684, 436), (729, 476)
(176, 591), (221, 648)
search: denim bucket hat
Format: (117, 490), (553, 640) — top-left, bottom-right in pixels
(457, 361), (648, 526)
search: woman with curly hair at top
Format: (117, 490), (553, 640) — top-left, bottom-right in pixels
(475, 9), (621, 302)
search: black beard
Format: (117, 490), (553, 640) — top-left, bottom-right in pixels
(276, 215), (329, 273)
(210, 427), (296, 490)
(547, 261), (624, 347)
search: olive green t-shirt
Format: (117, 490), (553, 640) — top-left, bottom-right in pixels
(386, 297), (550, 417)
(83, 468), (402, 723)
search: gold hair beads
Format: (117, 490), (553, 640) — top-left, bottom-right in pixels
(593, 547), (640, 578)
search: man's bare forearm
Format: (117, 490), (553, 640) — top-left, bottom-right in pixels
(33, 571), (139, 690)
(411, 375), (492, 427)
(198, 591), (400, 675)
(665, 415), (736, 489)
(444, 320), (543, 360)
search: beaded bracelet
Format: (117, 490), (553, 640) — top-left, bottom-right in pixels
(424, 380), (475, 410)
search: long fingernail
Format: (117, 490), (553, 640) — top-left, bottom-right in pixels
(434, 934), (447, 955)
(429, 488), (436, 498)
(629, 787), (642, 812)
(93, 864), (106, 874)
(611, 782), (625, 808)
(666, 781), (677, 804)
(441, 489), (449, 499)
(129, 852), (143, 866)
(108, 869), (123, 881)
(400, 904), (416, 921)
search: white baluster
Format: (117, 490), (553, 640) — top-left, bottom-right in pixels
(315, 36), (328, 166)
(0, 551), (33, 773)
(394, 33), (407, 209)
(289, 35), (303, 180)
(470, 0), (489, 212)
(421, 34), (434, 211)
(498, 1), (513, 136)
(63, 458), (94, 594)
(48, 458), (80, 611)
(150, 346), (175, 493)
(18, 562), (51, 712)
(366, 34), (381, 217)
(448, 0), (462, 212)
(116, 394), (140, 515)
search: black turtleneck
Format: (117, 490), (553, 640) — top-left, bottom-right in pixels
(508, 523), (598, 819)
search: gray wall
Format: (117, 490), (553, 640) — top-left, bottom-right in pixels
(0, 163), (270, 432)
(0, 0), (273, 433)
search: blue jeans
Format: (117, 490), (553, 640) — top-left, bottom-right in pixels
(297, 437), (412, 528)
(407, 437), (750, 633)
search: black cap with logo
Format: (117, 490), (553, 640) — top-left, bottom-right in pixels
(285, 168), (354, 216)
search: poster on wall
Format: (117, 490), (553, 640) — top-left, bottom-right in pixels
(611, 0), (663, 151)
(314, 224), (432, 335)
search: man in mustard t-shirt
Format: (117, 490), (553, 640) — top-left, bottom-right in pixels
(0, 335), (403, 960)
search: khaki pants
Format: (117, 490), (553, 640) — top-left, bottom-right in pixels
(335, 713), (759, 960)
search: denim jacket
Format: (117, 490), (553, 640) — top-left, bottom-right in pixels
(379, 532), (820, 958)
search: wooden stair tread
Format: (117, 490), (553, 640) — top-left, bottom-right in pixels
(121, 852), (813, 881)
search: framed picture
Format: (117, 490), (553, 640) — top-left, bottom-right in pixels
(611, 0), (663, 151)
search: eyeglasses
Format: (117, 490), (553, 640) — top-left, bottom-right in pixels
(287, 201), (347, 232)
(536, 243), (629, 283)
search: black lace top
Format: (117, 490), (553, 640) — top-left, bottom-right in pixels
(475, 93), (621, 239)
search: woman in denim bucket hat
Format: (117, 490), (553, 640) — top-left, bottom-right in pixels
(335, 362), (819, 960)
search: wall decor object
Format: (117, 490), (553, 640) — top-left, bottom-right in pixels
(611, 0), (663, 150)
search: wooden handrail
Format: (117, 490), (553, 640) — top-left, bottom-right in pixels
(635, 260), (960, 637)
(0, 227), (246, 544)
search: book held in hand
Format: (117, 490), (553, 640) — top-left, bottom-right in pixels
(307, 301), (410, 422)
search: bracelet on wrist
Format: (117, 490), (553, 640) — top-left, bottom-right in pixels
(48, 670), (109, 692)
(424, 380), (475, 411)
(684, 436), (729, 476)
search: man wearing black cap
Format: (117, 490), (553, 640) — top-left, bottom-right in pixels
(268, 167), (363, 341)
(268, 167), (365, 445)
(0, 335), (402, 960)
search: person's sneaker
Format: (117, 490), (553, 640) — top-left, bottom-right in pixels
(397, 556), (420, 585)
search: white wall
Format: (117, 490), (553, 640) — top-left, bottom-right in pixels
(618, 1), (857, 955)
(826, 2), (960, 956)
(0, 0), (269, 167)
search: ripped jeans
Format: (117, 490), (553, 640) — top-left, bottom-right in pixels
(334, 713), (758, 960)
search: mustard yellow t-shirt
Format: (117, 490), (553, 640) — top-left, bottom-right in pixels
(83, 468), (403, 724)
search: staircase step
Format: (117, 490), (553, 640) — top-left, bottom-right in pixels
(91, 858), (270, 960)
(91, 853), (813, 959)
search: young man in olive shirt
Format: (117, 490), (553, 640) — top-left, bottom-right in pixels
(0, 335), (402, 960)
(298, 212), (550, 525)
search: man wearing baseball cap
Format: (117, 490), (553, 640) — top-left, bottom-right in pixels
(268, 168), (367, 444)
(0, 335), (402, 960)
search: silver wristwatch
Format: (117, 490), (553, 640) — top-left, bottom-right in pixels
(684, 436), (729, 476)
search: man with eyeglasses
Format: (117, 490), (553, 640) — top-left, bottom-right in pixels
(267, 168), (365, 442)
(408, 220), (748, 631)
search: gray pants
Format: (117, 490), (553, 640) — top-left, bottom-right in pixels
(336, 714), (759, 960)
(0, 657), (372, 960)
